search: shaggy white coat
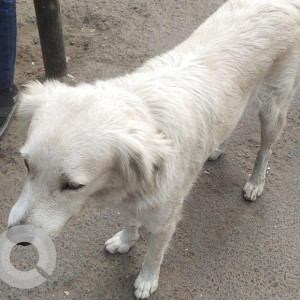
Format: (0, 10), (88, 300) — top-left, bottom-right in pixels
(8, 0), (300, 298)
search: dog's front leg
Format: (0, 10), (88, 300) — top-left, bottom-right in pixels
(105, 217), (140, 254)
(134, 218), (177, 299)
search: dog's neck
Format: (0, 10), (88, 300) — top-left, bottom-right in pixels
(103, 66), (220, 162)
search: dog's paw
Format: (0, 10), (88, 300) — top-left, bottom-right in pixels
(208, 148), (224, 161)
(243, 181), (264, 201)
(134, 272), (159, 299)
(105, 230), (139, 254)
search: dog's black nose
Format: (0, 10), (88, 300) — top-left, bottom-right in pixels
(8, 224), (32, 246)
(17, 242), (31, 247)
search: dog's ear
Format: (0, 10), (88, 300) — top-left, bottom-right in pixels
(16, 81), (50, 134)
(17, 80), (65, 135)
(115, 123), (171, 191)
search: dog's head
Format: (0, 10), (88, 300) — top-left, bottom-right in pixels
(8, 81), (170, 236)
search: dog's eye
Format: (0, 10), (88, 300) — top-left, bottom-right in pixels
(24, 159), (29, 172)
(62, 182), (85, 191)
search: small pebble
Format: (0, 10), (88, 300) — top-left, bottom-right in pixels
(67, 74), (75, 80)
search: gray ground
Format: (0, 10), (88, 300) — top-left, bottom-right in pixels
(0, 0), (299, 299)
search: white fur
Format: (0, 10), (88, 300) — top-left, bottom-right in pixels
(8, 0), (300, 298)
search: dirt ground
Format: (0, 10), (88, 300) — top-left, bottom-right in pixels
(0, 0), (299, 299)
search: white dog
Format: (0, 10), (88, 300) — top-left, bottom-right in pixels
(8, 0), (300, 298)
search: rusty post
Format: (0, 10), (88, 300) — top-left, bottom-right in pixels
(33, 0), (67, 78)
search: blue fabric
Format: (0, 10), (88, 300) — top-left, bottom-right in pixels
(0, 0), (16, 90)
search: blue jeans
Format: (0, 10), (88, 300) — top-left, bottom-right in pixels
(0, 0), (16, 90)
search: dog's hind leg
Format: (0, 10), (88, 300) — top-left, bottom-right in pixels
(243, 100), (288, 201)
(208, 139), (228, 161)
(105, 217), (140, 254)
(243, 50), (299, 201)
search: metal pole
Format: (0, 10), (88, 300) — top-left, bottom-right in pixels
(33, 0), (67, 78)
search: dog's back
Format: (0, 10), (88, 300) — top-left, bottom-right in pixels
(142, 0), (300, 84)
(137, 0), (300, 154)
